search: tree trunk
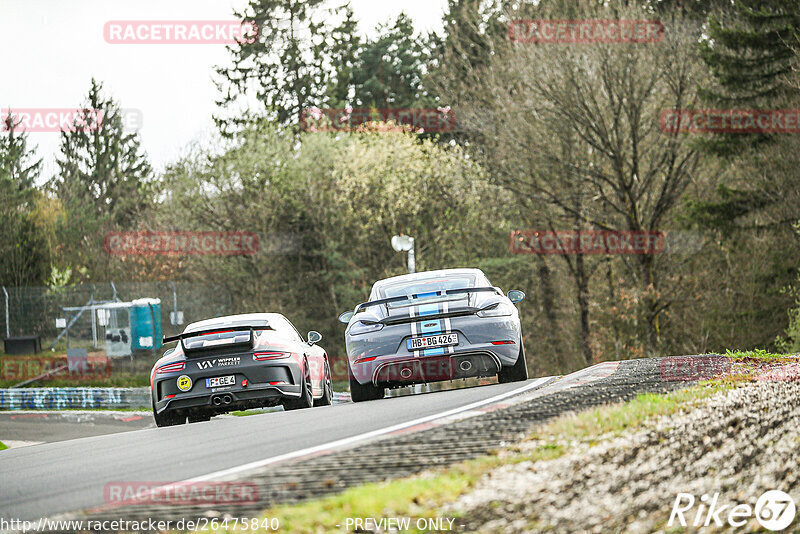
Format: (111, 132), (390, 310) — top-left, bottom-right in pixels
(534, 254), (567, 372)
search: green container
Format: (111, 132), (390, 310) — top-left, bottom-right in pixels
(130, 298), (163, 351)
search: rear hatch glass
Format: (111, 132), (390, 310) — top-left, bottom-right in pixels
(381, 276), (475, 309)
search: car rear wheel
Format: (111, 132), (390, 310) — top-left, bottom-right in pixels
(152, 401), (186, 427)
(348, 362), (384, 402)
(315, 360), (333, 406)
(498, 345), (528, 383)
(284, 361), (314, 410)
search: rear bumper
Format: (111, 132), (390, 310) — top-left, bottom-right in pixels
(152, 358), (303, 414)
(346, 314), (521, 382)
(369, 351), (502, 387)
(154, 383), (301, 414)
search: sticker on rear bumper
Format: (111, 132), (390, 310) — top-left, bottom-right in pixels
(177, 375), (192, 391)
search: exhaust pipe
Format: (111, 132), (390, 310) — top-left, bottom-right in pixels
(459, 360), (473, 372)
(212, 396), (222, 406)
(222, 394), (233, 405)
(400, 367), (413, 379)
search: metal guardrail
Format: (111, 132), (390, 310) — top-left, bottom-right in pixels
(0, 388), (351, 410)
(0, 387), (151, 410)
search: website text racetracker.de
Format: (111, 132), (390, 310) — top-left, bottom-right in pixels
(1, 517), (280, 532)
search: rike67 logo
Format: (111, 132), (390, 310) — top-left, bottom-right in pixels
(669, 490), (796, 531)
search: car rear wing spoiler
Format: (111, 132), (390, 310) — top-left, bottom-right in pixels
(163, 325), (271, 353)
(359, 303), (501, 326)
(354, 286), (502, 314)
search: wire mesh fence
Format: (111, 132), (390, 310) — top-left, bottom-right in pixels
(0, 282), (233, 353)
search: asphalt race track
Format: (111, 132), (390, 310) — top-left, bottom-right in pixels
(0, 378), (553, 522)
(1, 357), (688, 526)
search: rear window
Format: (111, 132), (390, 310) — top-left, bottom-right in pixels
(380, 276), (476, 307)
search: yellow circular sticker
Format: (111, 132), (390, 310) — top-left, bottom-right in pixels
(177, 375), (192, 392)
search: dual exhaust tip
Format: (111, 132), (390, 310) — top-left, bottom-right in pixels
(398, 359), (472, 380)
(212, 394), (233, 406)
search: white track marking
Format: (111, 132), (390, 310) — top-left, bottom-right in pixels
(186, 377), (553, 483)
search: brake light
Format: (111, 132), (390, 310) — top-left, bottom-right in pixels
(200, 329), (234, 336)
(164, 394), (176, 399)
(269, 381), (287, 385)
(355, 356), (377, 363)
(156, 362), (186, 374)
(253, 351), (289, 361)
(491, 340), (516, 345)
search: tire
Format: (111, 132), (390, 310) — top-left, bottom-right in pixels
(348, 361), (384, 402)
(315, 360), (333, 406)
(152, 401), (186, 427)
(498, 345), (528, 383)
(284, 360), (314, 410)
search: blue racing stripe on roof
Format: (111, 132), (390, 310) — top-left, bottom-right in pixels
(418, 303), (445, 356)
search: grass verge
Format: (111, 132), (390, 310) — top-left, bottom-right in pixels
(0, 440), (7, 451)
(206, 380), (735, 533)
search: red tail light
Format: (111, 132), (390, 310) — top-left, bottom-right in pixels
(491, 340), (516, 345)
(269, 381), (287, 385)
(156, 362), (186, 374)
(253, 351), (289, 361)
(355, 356), (377, 364)
(164, 394), (176, 399)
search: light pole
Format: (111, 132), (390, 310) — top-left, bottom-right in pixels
(391, 234), (428, 395)
(391, 234), (415, 273)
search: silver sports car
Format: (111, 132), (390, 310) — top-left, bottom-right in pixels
(338, 268), (528, 402)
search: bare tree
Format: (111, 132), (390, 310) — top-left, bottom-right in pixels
(436, 2), (710, 357)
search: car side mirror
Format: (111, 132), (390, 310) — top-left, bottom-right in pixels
(507, 290), (525, 304)
(338, 311), (354, 324)
(307, 330), (323, 345)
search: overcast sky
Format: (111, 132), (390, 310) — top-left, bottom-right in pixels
(1, 0), (448, 180)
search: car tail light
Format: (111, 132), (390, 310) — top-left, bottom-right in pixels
(156, 362), (185, 374)
(164, 394), (176, 399)
(491, 340), (516, 345)
(253, 351), (289, 361)
(269, 381), (287, 385)
(355, 356), (377, 364)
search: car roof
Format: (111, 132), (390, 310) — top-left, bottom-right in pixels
(372, 268), (487, 289)
(184, 313), (287, 333)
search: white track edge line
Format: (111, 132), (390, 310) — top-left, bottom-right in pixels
(186, 376), (554, 483)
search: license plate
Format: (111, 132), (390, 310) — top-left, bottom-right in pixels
(407, 333), (459, 351)
(206, 375), (236, 388)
